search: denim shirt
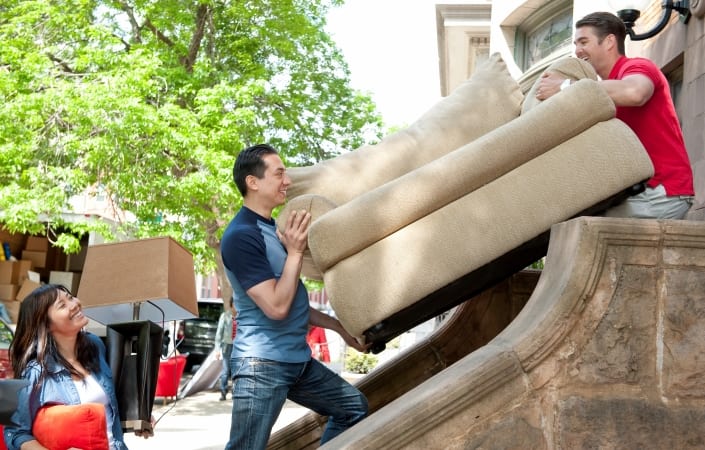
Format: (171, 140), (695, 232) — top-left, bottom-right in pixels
(3, 332), (127, 450)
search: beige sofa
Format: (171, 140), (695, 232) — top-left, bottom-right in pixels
(282, 55), (654, 350)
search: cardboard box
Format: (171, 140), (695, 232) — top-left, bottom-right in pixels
(25, 235), (49, 252)
(0, 283), (17, 301)
(0, 299), (19, 323)
(49, 271), (81, 294)
(0, 260), (12, 284)
(16, 279), (41, 302)
(12, 259), (33, 284)
(21, 250), (47, 268)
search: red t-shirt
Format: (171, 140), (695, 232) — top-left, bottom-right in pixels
(306, 326), (330, 362)
(609, 56), (693, 196)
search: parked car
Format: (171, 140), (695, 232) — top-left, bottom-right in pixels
(176, 298), (223, 372)
(0, 318), (14, 379)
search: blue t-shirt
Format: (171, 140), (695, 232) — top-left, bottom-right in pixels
(221, 206), (310, 363)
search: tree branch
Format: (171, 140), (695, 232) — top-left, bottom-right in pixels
(180, 3), (211, 73)
(113, 33), (131, 52)
(143, 18), (174, 47)
(46, 52), (74, 73)
(115, 0), (142, 43)
(206, 7), (216, 63)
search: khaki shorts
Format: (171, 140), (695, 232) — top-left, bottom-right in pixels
(603, 184), (693, 219)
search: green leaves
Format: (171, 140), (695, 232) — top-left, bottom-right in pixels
(0, 0), (382, 273)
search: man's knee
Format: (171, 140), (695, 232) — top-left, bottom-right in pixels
(344, 391), (369, 425)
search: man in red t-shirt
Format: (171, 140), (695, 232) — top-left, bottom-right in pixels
(306, 326), (331, 362)
(536, 11), (694, 219)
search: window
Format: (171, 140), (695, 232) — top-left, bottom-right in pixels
(526, 10), (572, 68)
(196, 273), (220, 299)
(515, 2), (573, 71)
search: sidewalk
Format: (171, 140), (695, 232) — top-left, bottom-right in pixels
(123, 389), (308, 450)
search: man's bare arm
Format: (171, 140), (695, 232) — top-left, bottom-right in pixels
(309, 307), (371, 353)
(534, 71), (654, 107)
(599, 73), (654, 107)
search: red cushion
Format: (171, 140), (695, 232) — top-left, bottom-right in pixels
(33, 403), (109, 450)
(0, 424), (7, 450)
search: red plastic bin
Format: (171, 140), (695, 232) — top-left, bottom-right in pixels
(155, 355), (187, 404)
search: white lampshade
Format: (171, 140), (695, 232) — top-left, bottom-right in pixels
(77, 237), (199, 324)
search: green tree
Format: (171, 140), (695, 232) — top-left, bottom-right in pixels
(0, 0), (383, 301)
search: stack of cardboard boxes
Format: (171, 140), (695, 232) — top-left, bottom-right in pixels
(21, 235), (49, 271)
(0, 258), (38, 324)
(0, 233), (84, 323)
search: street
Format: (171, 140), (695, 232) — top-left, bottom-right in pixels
(123, 389), (308, 450)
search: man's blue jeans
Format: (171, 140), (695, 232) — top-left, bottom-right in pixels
(220, 343), (233, 395)
(225, 357), (368, 450)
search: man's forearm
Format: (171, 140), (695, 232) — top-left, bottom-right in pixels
(308, 307), (340, 331)
(273, 250), (304, 305)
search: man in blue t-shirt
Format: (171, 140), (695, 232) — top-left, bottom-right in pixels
(221, 143), (369, 450)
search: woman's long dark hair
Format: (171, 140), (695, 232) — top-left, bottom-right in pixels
(10, 284), (99, 381)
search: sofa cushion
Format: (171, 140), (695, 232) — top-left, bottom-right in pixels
(277, 194), (337, 280)
(287, 53), (524, 206)
(33, 403), (109, 450)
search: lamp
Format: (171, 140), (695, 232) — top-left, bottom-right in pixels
(77, 236), (198, 433)
(609, 0), (691, 40)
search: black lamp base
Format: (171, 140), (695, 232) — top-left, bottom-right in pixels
(106, 321), (163, 433)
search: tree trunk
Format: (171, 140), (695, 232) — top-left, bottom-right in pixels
(212, 241), (233, 307)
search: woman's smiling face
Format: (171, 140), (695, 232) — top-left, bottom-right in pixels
(48, 290), (89, 337)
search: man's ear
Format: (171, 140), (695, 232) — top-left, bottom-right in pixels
(245, 174), (259, 192)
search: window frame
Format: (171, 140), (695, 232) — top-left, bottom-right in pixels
(515, 1), (573, 71)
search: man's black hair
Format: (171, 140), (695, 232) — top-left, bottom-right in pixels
(233, 144), (278, 196)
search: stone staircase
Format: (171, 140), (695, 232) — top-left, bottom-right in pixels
(269, 217), (705, 449)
